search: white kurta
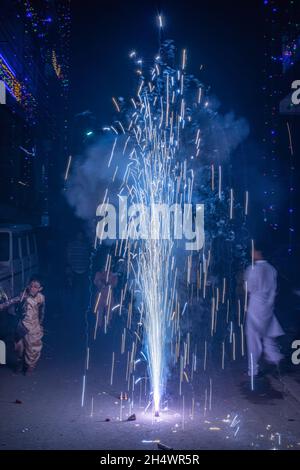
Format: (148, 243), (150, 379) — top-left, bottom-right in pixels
(244, 260), (284, 375)
(245, 260), (284, 337)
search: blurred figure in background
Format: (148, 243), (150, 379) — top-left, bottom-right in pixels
(93, 267), (118, 332)
(245, 242), (284, 379)
(66, 230), (90, 315)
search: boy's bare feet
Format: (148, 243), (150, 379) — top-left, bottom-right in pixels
(24, 366), (35, 376)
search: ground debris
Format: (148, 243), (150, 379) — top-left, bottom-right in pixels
(157, 442), (173, 450)
(127, 413), (136, 421)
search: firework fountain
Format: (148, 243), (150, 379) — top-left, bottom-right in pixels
(111, 43), (206, 415)
(67, 26), (250, 418)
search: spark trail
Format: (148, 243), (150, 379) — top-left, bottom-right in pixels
(118, 48), (197, 414)
(89, 37), (250, 417)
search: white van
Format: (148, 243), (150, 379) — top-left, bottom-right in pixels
(0, 225), (39, 299)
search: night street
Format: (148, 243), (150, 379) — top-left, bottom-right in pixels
(1, 310), (300, 450)
(1, 0), (300, 459)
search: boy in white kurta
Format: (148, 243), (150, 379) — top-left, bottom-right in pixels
(245, 246), (284, 377)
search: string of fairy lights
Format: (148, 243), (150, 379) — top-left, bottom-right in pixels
(56, 0), (71, 158)
(262, 0), (281, 232)
(0, 53), (37, 119)
(263, 0), (299, 253)
(0, 1), (71, 214)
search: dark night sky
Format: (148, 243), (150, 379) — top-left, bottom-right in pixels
(70, 0), (265, 138)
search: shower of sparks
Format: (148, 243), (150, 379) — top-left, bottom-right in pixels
(245, 190), (249, 215)
(110, 351), (115, 385)
(81, 374), (86, 407)
(112, 96), (121, 113)
(230, 188), (234, 219)
(218, 165), (222, 199)
(113, 47), (206, 414)
(90, 35), (251, 418)
(250, 353), (254, 391)
(64, 155), (72, 181)
(286, 122), (294, 156)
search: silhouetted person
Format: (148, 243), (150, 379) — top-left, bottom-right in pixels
(66, 230), (90, 316)
(67, 231), (90, 282)
(93, 269), (118, 331)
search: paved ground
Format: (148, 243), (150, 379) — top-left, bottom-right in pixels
(1, 310), (300, 451)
